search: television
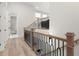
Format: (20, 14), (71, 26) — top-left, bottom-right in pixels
(41, 19), (49, 29)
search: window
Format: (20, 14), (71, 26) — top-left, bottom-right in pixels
(35, 12), (48, 18)
(35, 12), (41, 18)
(42, 14), (48, 18)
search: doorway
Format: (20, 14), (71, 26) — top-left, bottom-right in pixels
(9, 15), (18, 38)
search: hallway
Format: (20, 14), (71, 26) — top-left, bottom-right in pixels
(0, 38), (36, 56)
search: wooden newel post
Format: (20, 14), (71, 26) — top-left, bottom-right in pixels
(66, 32), (75, 56)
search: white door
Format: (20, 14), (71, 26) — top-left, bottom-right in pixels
(0, 2), (8, 51)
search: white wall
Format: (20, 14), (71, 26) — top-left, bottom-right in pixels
(0, 2), (9, 50)
(49, 2), (79, 39)
(7, 2), (36, 38)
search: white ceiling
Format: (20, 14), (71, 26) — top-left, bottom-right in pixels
(26, 2), (50, 14)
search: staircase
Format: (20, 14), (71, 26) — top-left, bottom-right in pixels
(25, 17), (49, 31)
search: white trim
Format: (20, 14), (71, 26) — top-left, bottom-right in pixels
(9, 34), (19, 38)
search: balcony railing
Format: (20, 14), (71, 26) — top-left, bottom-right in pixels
(24, 29), (75, 56)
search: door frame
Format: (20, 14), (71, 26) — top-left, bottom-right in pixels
(9, 13), (18, 38)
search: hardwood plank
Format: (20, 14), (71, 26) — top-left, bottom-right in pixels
(0, 38), (36, 56)
(18, 38), (36, 56)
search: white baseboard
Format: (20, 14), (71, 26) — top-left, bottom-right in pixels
(0, 47), (5, 51)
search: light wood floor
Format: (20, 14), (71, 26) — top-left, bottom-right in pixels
(0, 38), (36, 56)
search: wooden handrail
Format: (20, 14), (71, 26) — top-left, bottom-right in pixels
(25, 29), (79, 44)
(24, 29), (67, 42)
(32, 31), (67, 42)
(25, 29), (79, 46)
(74, 39), (79, 43)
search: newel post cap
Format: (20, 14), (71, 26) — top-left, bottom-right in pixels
(65, 32), (75, 37)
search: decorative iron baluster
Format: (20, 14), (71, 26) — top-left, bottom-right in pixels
(49, 37), (51, 56)
(46, 36), (48, 56)
(54, 39), (56, 56)
(51, 38), (54, 56)
(57, 40), (61, 56)
(62, 41), (64, 56)
(44, 35), (46, 56)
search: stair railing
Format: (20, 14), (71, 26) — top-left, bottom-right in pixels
(24, 29), (75, 56)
